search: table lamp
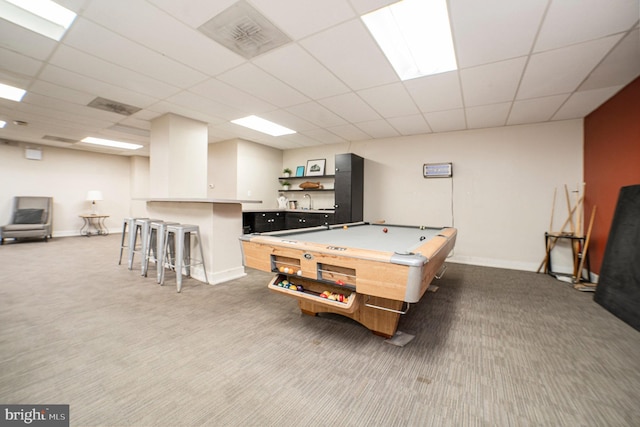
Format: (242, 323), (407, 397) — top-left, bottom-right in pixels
(86, 190), (103, 214)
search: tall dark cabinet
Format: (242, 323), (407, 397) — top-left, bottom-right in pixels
(334, 153), (364, 224)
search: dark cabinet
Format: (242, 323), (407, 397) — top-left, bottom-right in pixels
(244, 211), (285, 233)
(334, 153), (364, 224)
(285, 212), (334, 229)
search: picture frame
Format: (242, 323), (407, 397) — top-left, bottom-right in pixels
(305, 159), (326, 176)
(295, 166), (305, 177)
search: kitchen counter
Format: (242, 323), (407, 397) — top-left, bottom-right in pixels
(243, 208), (335, 214)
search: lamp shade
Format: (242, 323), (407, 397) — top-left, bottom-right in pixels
(86, 190), (103, 201)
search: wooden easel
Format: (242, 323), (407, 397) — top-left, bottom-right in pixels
(538, 184), (596, 287)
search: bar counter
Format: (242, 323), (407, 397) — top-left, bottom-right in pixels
(139, 198), (262, 285)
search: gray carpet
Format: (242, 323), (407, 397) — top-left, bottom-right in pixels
(1, 235), (639, 426)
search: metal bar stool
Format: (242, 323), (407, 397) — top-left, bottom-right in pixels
(119, 217), (147, 265)
(128, 218), (161, 270)
(143, 220), (178, 283)
(160, 223), (208, 292)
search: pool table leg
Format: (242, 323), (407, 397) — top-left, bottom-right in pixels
(298, 295), (404, 338)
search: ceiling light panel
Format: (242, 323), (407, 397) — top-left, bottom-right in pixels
(362, 0), (457, 80)
(0, 0), (77, 41)
(81, 136), (143, 150)
(0, 82), (26, 101)
(231, 115), (296, 136)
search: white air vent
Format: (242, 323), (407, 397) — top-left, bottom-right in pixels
(198, 0), (291, 59)
(88, 97), (141, 116)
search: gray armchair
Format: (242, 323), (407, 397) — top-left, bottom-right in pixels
(0, 196), (53, 244)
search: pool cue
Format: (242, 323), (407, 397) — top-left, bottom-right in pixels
(538, 188), (557, 274)
(574, 205), (596, 285)
(571, 187), (584, 279)
(564, 184), (575, 235)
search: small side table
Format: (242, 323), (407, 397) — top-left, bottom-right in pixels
(80, 214), (110, 236)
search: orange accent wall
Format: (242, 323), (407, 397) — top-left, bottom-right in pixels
(584, 76), (640, 274)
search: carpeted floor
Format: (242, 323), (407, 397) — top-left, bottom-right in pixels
(1, 235), (639, 426)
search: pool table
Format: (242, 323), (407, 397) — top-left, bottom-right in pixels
(239, 222), (457, 338)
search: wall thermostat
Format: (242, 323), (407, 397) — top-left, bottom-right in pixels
(423, 163), (452, 178)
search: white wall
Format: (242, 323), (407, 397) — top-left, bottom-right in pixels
(237, 139), (282, 209)
(0, 142), (132, 236)
(208, 139), (282, 210)
(284, 120), (584, 272)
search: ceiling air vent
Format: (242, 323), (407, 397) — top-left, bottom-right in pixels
(198, 0), (291, 59)
(43, 135), (77, 143)
(87, 97), (141, 116)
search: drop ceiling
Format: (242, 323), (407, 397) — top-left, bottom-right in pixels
(0, 0), (638, 156)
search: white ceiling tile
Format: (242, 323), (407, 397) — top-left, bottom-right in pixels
(327, 124), (372, 141)
(12, 100), (115, 129)
(145, 101), (225, 126)
(301, 128), (347, 144)
(553, 86), (625, 120)
(387, 114), (432, 136)
(404, 71), (463, 113)
(358, 82), (420, 117)
(318, 92), (381, 123)
(260, 109), (318, 133)
(217, 63), (309, 107)
(29, 81), (94, 106)
(252, 0), (355, 39)
(190, 78), (276, 115)
(517, 35), (624, 99)
(461, 57), (527, 107)
(63, 18), (208, 88)
(147, 0), (236, 28)
(579, 28), (640, 91)
(280, 133), (325, 148)
(355, 119), (400, 139)
(349, 0), (398, 15)
(300, 19), (398, 90)
(507, 94), (569, 126)
(46, 47), (179, 100)
(253, 44), (350, 99)
(535, 0), (639, 52)
(0, 47), (43, 77)
(82, 0), (244, 76)
(465, 103), (511, 129)
(451, 0), (548, 68)
(286, 102), (347, 127)
(38, 65), (161, 109)
(0, 19), (58, 60)
(165, 91), (244, 121)
(424, 109), (466, 133)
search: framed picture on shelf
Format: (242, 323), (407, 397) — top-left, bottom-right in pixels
(305, 159), (326, 176)
(295, 166), (305, 177)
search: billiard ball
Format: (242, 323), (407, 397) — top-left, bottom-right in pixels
(383, 227), (388, 233)
(420, 236), (426, 241)
(343, 225), (348, 230)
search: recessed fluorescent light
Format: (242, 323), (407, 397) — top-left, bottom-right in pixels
(362, 0), (457, 81)
(0, 120), (6, 128)
(231, 115), (296, 136)
(0, 0), (77, 41)
(81, 137), (143, 150)
(0, 82), (26, 102)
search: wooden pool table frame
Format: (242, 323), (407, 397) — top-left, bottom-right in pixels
(240, 222), (457, 338)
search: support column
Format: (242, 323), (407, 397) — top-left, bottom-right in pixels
(150, 113), (208, 198)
